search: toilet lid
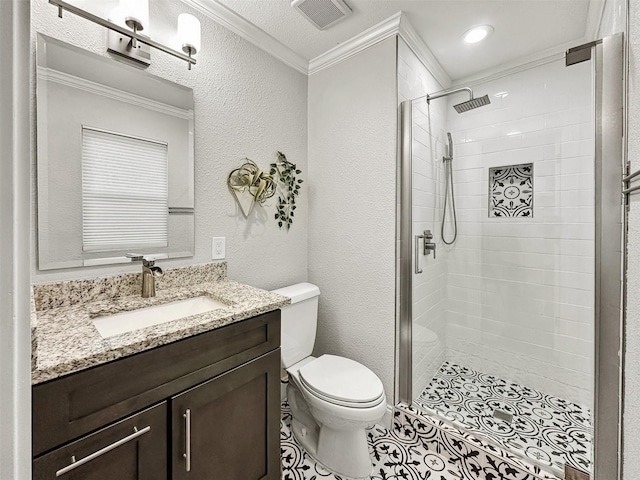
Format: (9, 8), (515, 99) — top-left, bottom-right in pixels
(298, 355), (384, 404)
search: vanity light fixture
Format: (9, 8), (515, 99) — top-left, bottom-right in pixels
(49, 0), (199, 69)
(463, 25), (494, 44)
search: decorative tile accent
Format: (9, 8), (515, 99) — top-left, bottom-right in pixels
(281, 401), (463, 480)
(414, 362), (591, 476)
(489, 163), (533, 218)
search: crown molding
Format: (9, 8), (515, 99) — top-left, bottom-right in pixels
(453, 39), (578, 88)
(308, 12), (402, 75)
(182, 0), (309, 75)
(397, 14), (451, 88)
(38, 66), (194, 119)
(309, 11), (452, 86)
(181, 3), (452, 82)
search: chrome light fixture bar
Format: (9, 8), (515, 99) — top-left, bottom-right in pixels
(49, 0), (197, 69)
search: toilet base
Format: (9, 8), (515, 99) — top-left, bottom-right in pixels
(291, 417), (373, 479)
(287, 384), (374, 479)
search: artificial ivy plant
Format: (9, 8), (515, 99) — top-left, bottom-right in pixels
(270, 151), (303, 231)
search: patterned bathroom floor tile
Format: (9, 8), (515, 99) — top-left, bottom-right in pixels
(281, 401), (464, 480)
(414, 361), (592, 474)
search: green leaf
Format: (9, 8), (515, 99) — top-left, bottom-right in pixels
(278, 221), (283, 227)
(275, 213), (279, 219)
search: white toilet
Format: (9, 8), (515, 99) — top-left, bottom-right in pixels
(272, 282), (387, 479)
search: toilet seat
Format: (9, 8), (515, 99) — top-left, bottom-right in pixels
(298, 355), (385, 408)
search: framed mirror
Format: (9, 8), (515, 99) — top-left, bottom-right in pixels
(36, 33), (195, 270)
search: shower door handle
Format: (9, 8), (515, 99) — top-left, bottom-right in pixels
(415, 234), (424, 274)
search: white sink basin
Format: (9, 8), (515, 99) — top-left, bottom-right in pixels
(92, 296), (228, 338)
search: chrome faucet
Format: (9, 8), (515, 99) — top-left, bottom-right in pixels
(126, 254), (164, 298)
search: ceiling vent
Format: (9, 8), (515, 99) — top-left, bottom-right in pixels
(291, 0), (352, 30)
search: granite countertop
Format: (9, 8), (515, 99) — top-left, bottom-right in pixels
(31, 263), (290, 385)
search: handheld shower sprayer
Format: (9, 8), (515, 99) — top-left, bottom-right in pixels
(445, 132), (453, 161)
(442, 132), (457, 245)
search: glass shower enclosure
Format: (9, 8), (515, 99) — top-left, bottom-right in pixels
(397, 35), (623, 480)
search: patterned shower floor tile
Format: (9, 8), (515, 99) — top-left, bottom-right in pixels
(414, 362), (592, 475)
(281, 401), (465, 480)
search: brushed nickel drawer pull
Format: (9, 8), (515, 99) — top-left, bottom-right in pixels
(183, 409), (192, 472)
(55, 425), (150, 477)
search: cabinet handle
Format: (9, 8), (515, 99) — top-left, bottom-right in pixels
(55, 425), (150, 477)
(183, 409), (191, 472)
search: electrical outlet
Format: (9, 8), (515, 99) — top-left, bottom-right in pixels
(212, 237), (225, 260)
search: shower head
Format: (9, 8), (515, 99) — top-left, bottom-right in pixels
(453, 94), (491, 113)
(426, 87), (491, 114)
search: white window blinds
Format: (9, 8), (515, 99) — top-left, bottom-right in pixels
(81, 127), (169, 252)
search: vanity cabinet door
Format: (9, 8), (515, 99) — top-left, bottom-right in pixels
(33, 402), (167, 480)
(171, 349), (280, 480)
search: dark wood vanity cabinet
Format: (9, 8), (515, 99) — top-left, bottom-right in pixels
(33, 310), (281, 480)
(171, 350), (280, 479)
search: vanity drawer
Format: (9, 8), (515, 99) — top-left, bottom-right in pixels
(33, 402), (167, 480)
(33, 310), (280, 456)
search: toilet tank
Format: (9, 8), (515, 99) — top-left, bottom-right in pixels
(271, 282), (320, 368)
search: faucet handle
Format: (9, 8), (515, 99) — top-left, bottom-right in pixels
(126, 253), (144, 262)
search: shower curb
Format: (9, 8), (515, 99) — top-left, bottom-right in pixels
(393, 403), (563, 480)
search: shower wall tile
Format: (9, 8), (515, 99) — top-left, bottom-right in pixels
(444, 58), (595, 406)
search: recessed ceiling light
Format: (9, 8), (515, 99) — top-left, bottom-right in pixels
(463, 25), (494, 44)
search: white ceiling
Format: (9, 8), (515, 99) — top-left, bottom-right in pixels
(214, 0), (603, 80)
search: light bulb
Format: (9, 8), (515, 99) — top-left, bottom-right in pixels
(178, 13), (201, 55)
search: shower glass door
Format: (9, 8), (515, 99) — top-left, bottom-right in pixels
(406, 56), (596, 477)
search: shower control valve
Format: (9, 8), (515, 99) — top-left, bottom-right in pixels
(423, 230), (436, 259)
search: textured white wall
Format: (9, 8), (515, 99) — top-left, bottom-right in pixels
(31, 0), (308, 290)
(396, 39), (449, 399)
(624, 0), (640, 476)
(308, 37), (398, 403)
(444, 59), (595, 406)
